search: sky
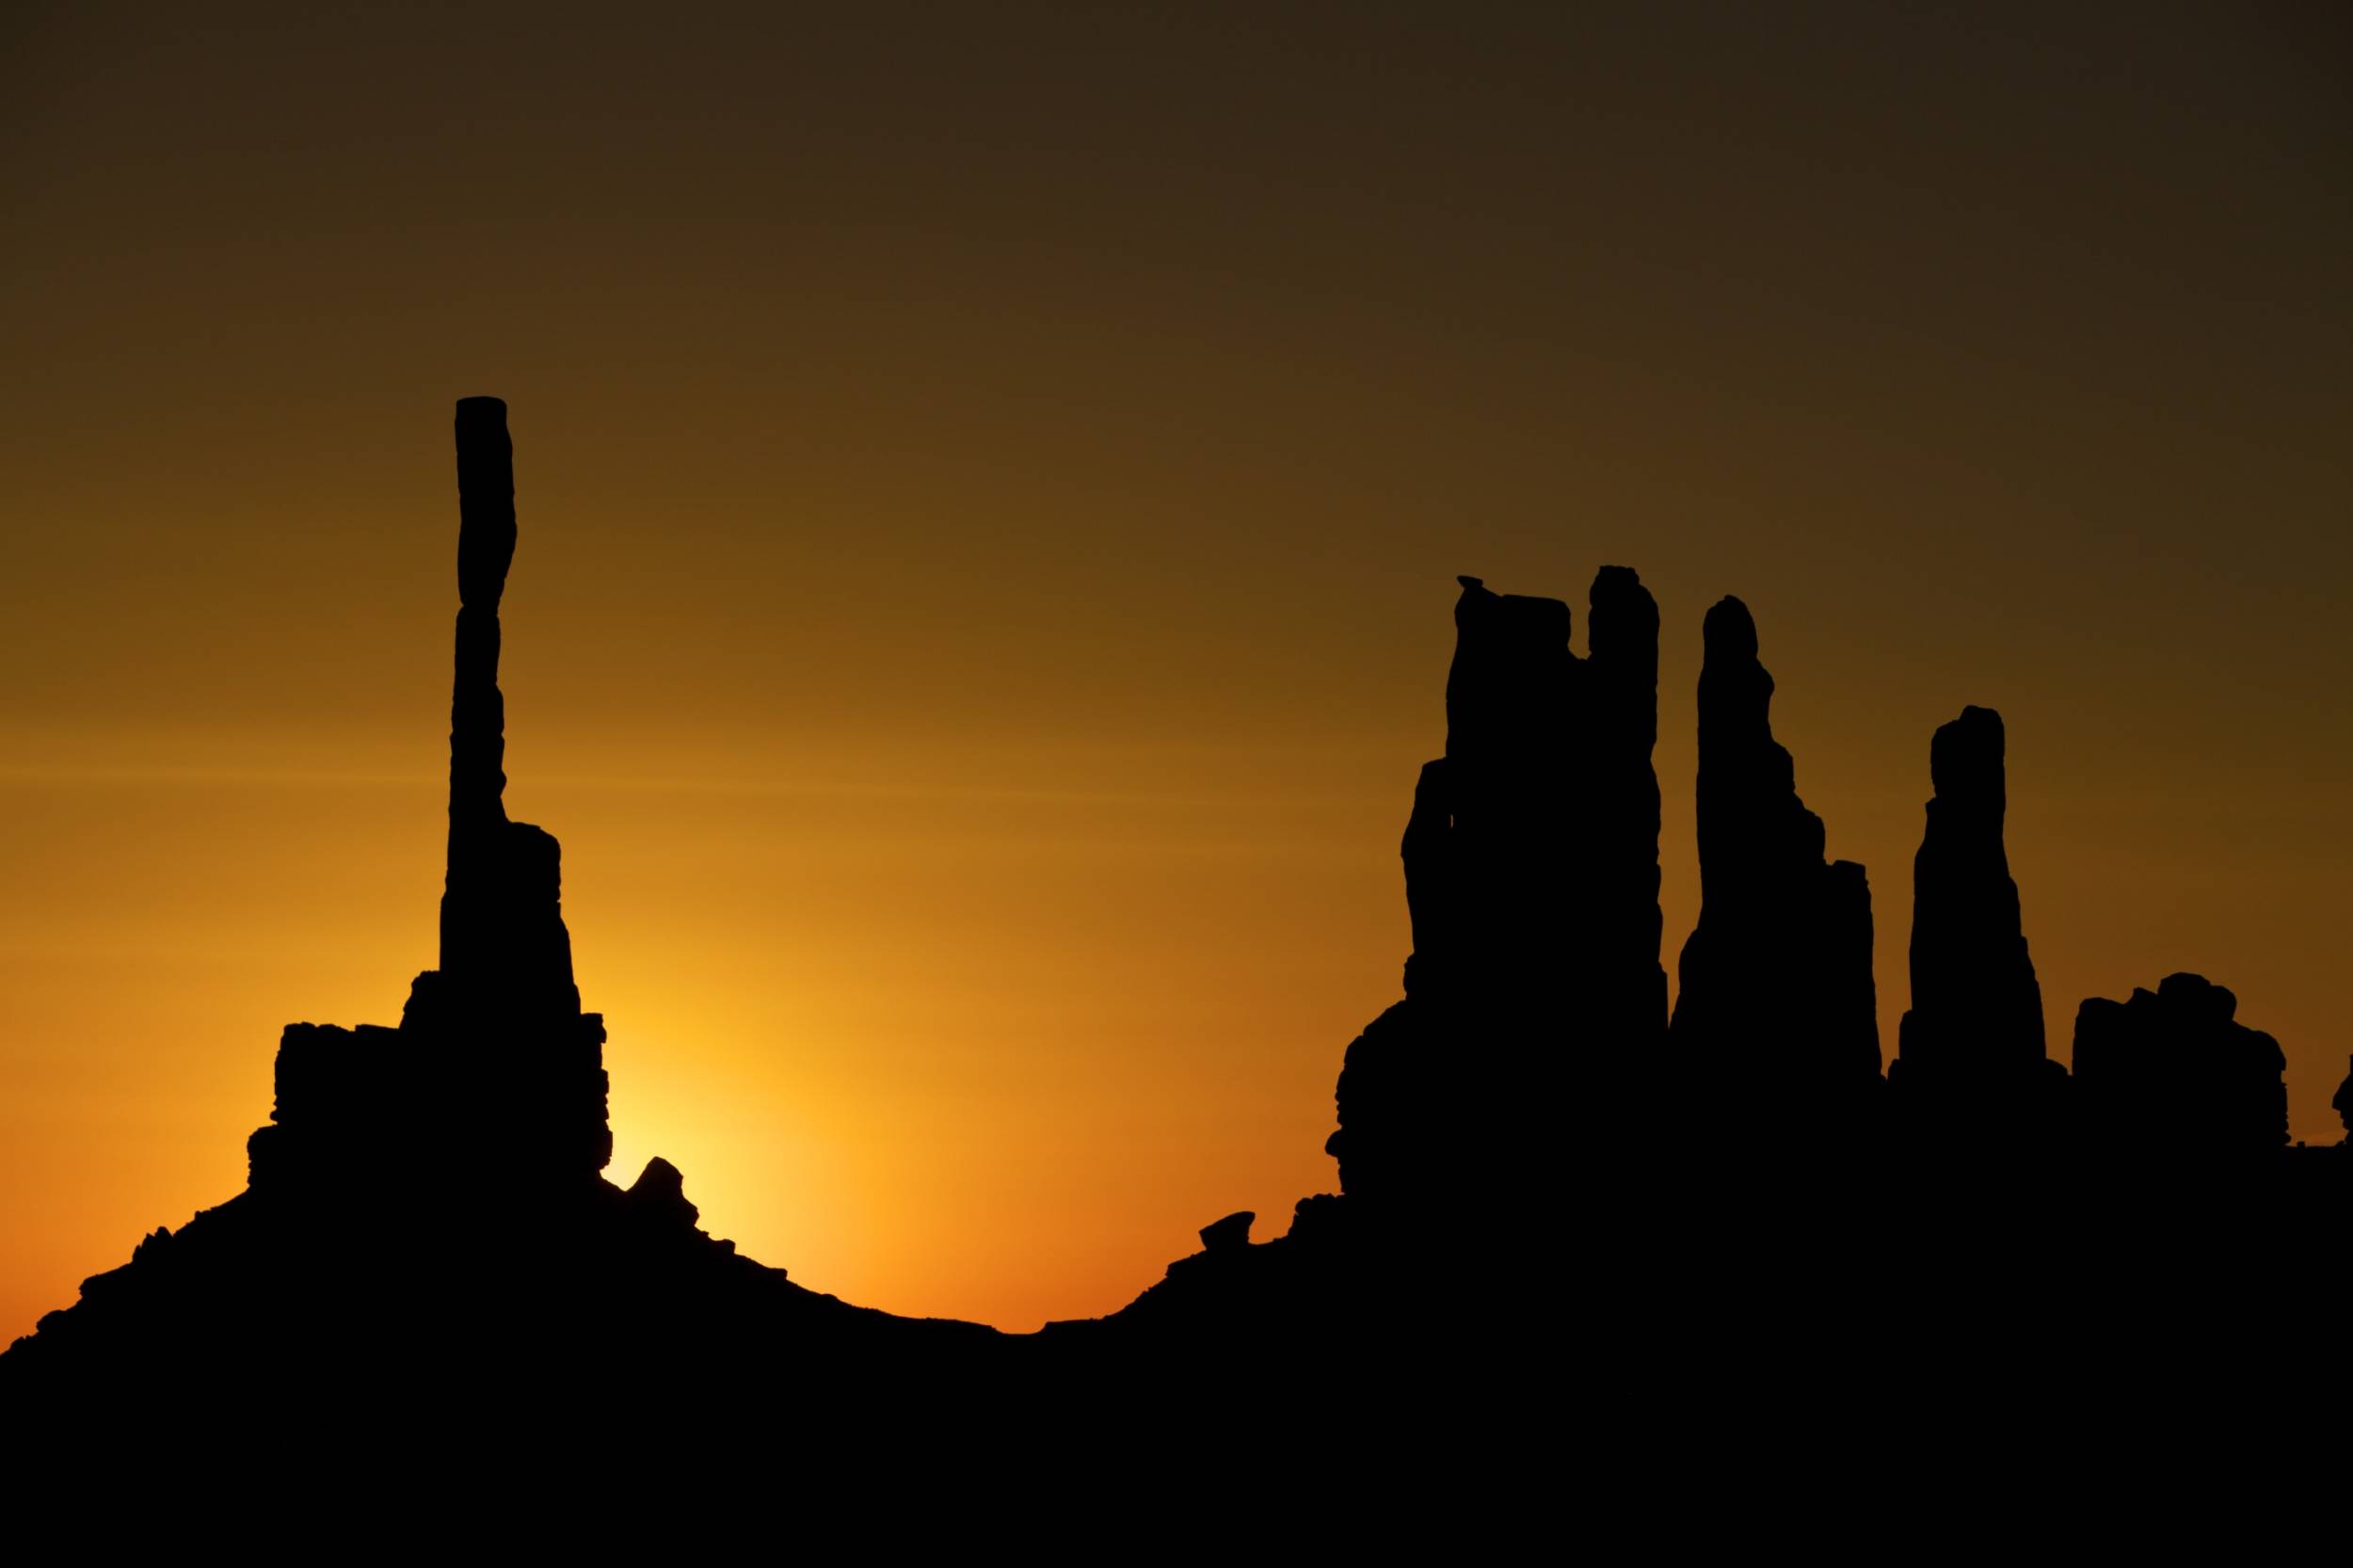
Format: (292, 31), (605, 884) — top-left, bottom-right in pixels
(3, 3), (2347, 1341)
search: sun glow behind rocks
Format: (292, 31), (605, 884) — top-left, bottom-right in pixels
(2, 5), (2347, 1342)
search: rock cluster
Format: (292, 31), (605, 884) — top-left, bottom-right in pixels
(2073, 972), (2288, 1161)
(6, 396), (2347, 1493)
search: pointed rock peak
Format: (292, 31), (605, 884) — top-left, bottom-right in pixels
(625, 1156), (700, 1229)
(1453, 577), (1498, 616)
(1702, 596), (1757, 660)
(1675, 591), (1881, 1128)
(1449, 571), (1562, 649)
(2158, 971), (2237, 1025)
(1455, 574), (1571, 647)
(1929, 706), (2007, 807)
(453, 397), (517, 611)
(1588, 567), (1659, 669)
(1590, 565), (1656, 615)
(629, 1155), (684, 1198)
(1198, 1210), (1255, 1253)
(1896, 701), (2046, 1095)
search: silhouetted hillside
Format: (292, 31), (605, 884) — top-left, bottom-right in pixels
(5, 399), (2346, 1499)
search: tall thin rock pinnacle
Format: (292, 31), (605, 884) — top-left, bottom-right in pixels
(428, 396), (580, 1021)
(1672, 596), (1880, 1149)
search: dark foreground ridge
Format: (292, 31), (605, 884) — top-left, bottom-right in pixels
(6, 401), (2347, 1500)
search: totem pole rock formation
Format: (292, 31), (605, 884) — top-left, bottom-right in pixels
(2073, 973), (2287, 1163)
(1890, 706), (2065, 1144)
(1328, 568), (1664, 1225)
(1671, 597), (1880, 1149)
(5, 400), (1047, 1434)
(428, 395), (583, 1022)
(248, 397), (612, 1193)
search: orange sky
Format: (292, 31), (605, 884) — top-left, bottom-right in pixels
(4, 5), (2347, 1341)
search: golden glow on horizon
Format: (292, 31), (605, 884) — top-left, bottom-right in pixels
(3, 7), (2347, 1344)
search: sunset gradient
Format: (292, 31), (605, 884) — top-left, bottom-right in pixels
(4, 5), (2346, 1342)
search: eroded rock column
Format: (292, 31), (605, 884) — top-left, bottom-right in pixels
(1891, 706), (2066, 1151)
(1671, 597), (1881, 1150)
(1327, 566), (1665, 1224)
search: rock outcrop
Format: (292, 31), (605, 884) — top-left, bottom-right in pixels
(1197, 1210), (1255, 1253)
(1671, 597), (1880, 1149)
(2073, 973), (2287, 1162)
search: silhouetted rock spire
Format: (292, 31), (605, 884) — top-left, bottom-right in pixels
(1672, 597), (1879, 1145)
(249, 398), (614, 1188)
(1440, 575), (1577, 1020)
(1585, 566), (1668, 1061)
(429, 395), (581, 1023)
(1329, 567), (1664, 1221)
(1890, 707), (2064, 1145)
